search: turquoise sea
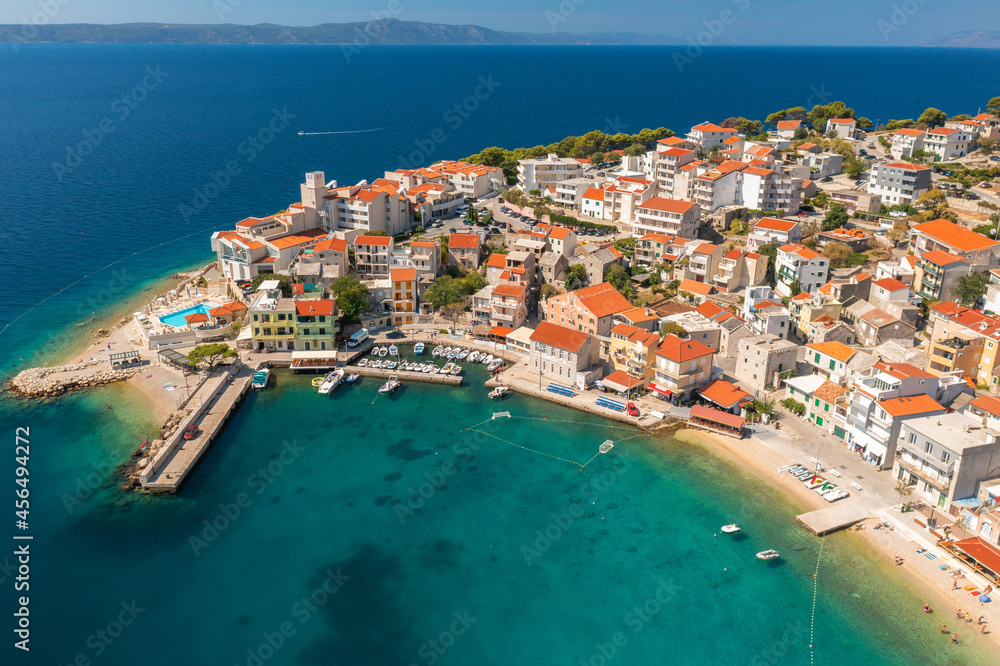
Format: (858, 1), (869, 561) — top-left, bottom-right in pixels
(4, 44), (1000, 664)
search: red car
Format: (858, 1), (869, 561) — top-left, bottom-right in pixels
(183, 425), (199, 440)
(627, 402), (640, 417)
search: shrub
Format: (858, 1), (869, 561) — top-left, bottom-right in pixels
(780, 398), (806, 416)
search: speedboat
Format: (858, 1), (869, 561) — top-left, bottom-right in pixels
(378, 376), (400, 394)
(448, 348), (459, 359)
(441, 362), (455, 374)
(756, 550), (780, 561)
(345, 373), (360, 384)
(389, 345), (398, 357)
(450, 364), (462, 375)
(458, 349), (469, 360)
(468, 351), (480, 362)
(442, 346), (452, 358)
(318, 369), (344, 394)
(415, 342), (425, 355)
(721, 524), (741, 534)
(489, 386), (509, 399)
(251, 368), (270, 390)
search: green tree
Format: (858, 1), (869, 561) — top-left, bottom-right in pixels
(540, 283), (562, 300)
(917, 107), (947, 129)
(604, 264), (637, 301)
(187, 343), (236, 369)
(856, 117), (874, 130)
(780, 398), (806, 416)
(329, 276), (370, 323)
(823, 203), (849, 230)
(365, 229), (390, 237)
(622, 143), (647, 157)
(529, 188), (542, 197)
(565, 264), (588, 289)
(887, 220), (909, 244)
(614, 237), (637, 257)
(757, 243), (778, 284)
(464, 271), (486, 293)
(250, 273), (293, 297)
(823, 242), (853, 268)
(807, 101), (856, 131)
(844, 155), (867, 179)
(917, 189), (947, 208)
(424, 276), (468, 309)
(812, 191), (830, 208)
(885, 119), (915, 131)
(894, 478), (914, 511)
(955, 272), (989, 306)
(988, 96), (1000, 117)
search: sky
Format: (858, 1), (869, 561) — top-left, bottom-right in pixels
(3, 0), (997, 46)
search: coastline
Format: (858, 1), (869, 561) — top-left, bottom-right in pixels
(673, 426), (1000, 652)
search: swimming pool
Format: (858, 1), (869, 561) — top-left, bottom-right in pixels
(158, 303), (222, 328)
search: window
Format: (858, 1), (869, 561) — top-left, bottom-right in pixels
(814, 353), (820, 363)
(829, 359), (836, 371)
(940, 451), (951, 463)
(924, 441), (933, 454)
(908, 433), (916, 444)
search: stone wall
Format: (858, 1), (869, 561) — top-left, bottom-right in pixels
(8, 362), (140, 397)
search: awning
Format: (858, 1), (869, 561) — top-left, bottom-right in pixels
(647, 382), (672, 396)
(690, 404), (745, 429)
(490, 326), (515, 339)
(602, 370), (643, 393)
(952, 537), (1000, 577)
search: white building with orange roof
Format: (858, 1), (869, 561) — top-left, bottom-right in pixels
(655, 334), (716, 399)
(890, 128), (926, 159)
(747, 217), (802, 252)
(739, 166), (801, 214)
(876, 255), (918, 288)
(945, 118), (988, 138)
(645, 145), (699, 194)
(910, 218), (1000, 269)
(602, 176), (658, 225)
(741, 143), (777, 164)
(825, 118), (857, 139)
(867, 162), (931, 206)
(924, 126), (974, 161)
(805, 341), (858, 384)
(972, 113), (1000, 139)
(712, 248), (768, 292)
(389, 268), (418, 326)
(289, 236), (349, 284)
(632, 197), (701, 239)
(517, 154), (584, 193)
(490, 284), (528, 330)
(542, 282), (633, 336)
(614, 306), (661, 333)
(353, 235), (394, 278)
(403, 181), (464, 220)
(774, 119), (803, 140)
(634, 232), (681, 268)
(693, 160), (747, 212)
(776, 243), (829, 297)
(406, 239), (441, 277)
(677, 241), (724, 285)
(430, 160), (503, 198)
(677, 278), (715, 305)
(581, 187), (607, 219)
(656, 135), (698, 151)
(686, 122), (739, 151)
(528, 321), (602, 389)
(447, 232), (481, 270)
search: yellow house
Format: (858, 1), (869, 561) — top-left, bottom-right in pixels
(607, 323), (662, 381)
(390, 268), (417, 327)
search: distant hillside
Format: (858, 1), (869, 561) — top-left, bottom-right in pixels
(925, 31), (1000, 48)
(0, 19), (687, 46)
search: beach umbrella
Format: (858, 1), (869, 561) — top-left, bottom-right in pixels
(980, 595), (991, 603)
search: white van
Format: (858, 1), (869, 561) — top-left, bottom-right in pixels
(347, 328), (369, 347)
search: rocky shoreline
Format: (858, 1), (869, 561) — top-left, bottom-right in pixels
(7, 362), (141, 397)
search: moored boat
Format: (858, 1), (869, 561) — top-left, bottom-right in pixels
(468, 351), (480, 362)
(450, 364), (462, 375)
(317, 369), (344, 394)
(389, 345), (399, 357)
(251, 368), (270, 390)
(488, 358), (503, 371)
(378, 346), (388, 357)
(721, 524), (741, 534)
(432, 345), (444, 357)
(378, 376), (400, 394)
(387, 361), (398, 370)
(345, 373), (360, 384)
(489, 386), (509, 399)
(358, 358), (369, 368)
(756, 550), (780, 561)
(441, 362), (455, 374)
(481, 354), (494, 365)
(415, 342), (425, 355)
(423, 364), (435, 373)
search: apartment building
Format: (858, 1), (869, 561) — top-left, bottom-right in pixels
(431, 160), (503, 198)
(632, 198), (701, 238)
(602, 176), (658, 225)
(746, 217), (802, 252)
(551, 177), (596, 209)
(712, 249), (768, 292)
(686, 122), (739, 151)
(654, 334), (716, 400)
(742, 287), (790, 338)
(867, 162), (932, 206)
(914, 250), (969, 302)
(517, 154), (584, 192)
(890, 128), (925, 159)
(735, 334), (798, 393)
(825, 118), (857, 139)
(911, 219), (1000, 270)
(528, 321), (602, 389)
(581, 187), (607, 218)
(828, 190), (881, 215)
(927, 302), (1000, 388)
(407, 239), (442, 278)
(775, 244), (829, 297)
(606, 323), (662, 382)
(389, 268), (417, 327)
(533, 224), (578, 258)
(738, 167), (802, 214)
(798, 150), (844, 179)
(542, 282), (633, 336)
(679, 242), (724, 284)
(404, 181), (465, 220)
(805, 341), (858, 384)
(646, 146), (698, 194)
(489, 284), (528, 330)
(924, 127), (974, 161)
(693, 160), (747, 212)
(448, 233), (481, 270)
(775, 119), (803, 140)
(353, 235), (394, 278)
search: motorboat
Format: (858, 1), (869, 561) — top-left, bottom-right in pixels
(756, 550), (780, 561)
(442, 346), (453, 358)
(345, 373), (360, 384)
(441, 362), (455, 374)
(414, 363), (425, 372)
(387, 361), (398, 370)
(415, 342), (425, 355)
(318, 369), (344, 395)
(389, 345), (399, 357)
(378, 346), (388, 357)
(468, 351), (480, 362)
(448, 348), (460, 359)
(251, 368), (270, 390)
(423, 364), (435, 374)
(370, 360), (382, 369)
(481, 354), (494, 366)
(450, 364), (462, 375)
(721, 524), (741, 534)
(378, 376), (400, 394)
(457, 349), (469, 360)
(488, 359), (503, 371)
(489, 386), (509, 399)
(433, 345), (444, 357)
(357, 358), (369, 368)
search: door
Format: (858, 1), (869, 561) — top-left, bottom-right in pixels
(816, 416), (824, 427)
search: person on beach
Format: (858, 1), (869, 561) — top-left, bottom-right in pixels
(951, 633), (958, 645)
(982, 624), (988, 635)
(965, 612), (973, 623)
(953, 580), (959, 590)
(940, 624), (947, 634)
(977, 615), (984, 625)
(956, 608), (963, 619)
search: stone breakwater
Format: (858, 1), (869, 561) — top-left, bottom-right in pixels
(8, 362), (140, 397)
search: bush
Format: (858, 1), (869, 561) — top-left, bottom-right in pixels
(780, 398), (806, 416)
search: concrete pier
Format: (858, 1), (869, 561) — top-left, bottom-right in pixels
(796, 503), (871, 535)
(347, 365), (463, 385)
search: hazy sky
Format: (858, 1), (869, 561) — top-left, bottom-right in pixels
(4, 0), (996, 46)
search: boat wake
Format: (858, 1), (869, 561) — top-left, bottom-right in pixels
(297, 127), (385, 136)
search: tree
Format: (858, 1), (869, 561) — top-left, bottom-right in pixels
(757, 243), (778, 285)
(955, 272), (990, 306)
(424, 276), (467, 309)
(917, 189), (947, 208)
(614, 237), (637, 257)
(604, 264), (637, 301)
(187, 343), (236, 369)
(917, 107), (947, 129)
(887, 220), (909, 244)
(812, 191), (830, 208)
(661, 322), (686, 337)
(440, 304), (465, 332)
(330, 276), (370, 323)
(823, 242), (853, 268)
(823, 203), (849, 230)
(780, 398), (806, 416)
(807, 101), (856, 130)
(894, 478), (914, 511)
(622, 143), (646, 157)
(988, 96), (1000, 117)
(540, 283), (561, 300)
(856, 117), (874, 130)
(529, 188), (542, 197)
(250, 273), (293, 297)
(366, 229), (390, 237)
(565, 264), (587, 289)
(844, 155), (867, 179)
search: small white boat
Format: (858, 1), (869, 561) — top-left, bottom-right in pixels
(468, 351), (480, 362)
(318, 369), (344, 394)
(458, 349), (469, 360)
(389, 345), (398, 357)
(378, 346), (388, 357)
(251, 368), (270, 390)
(423, 364), (435, 374)
(345, 373), (360, 384)
(489, 386), (508, 399)
(414, 363), (425, 372)
(756, 550), (780, 561)
(433, 345), (443, 357)
(482, 354), (494, 365)
(442, 346), (453, 358)
(488, 359), (503, 371)
(378, 376), (400, 394)
(358, 358), (369, 368)
(387, 361), (398, 370)
(448, 348), (459, 359)
(415, 342), (425, 355)
(721, 524), (741, 534)
(450, 364), (462, 375)
(370, 360), (381, 369)
(441, 362), (455, 374)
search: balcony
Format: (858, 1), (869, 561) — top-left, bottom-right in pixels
(896, 453), (952, 489)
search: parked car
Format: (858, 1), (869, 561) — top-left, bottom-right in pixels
(990, 156), (1000, 163)
(183, 425), (199, 440)
(627, 402), (640, 417)
(448, 227), (457, 233)
(596, 172), (606, 177)
(965, 193), (980, 200)
(386, 330), (405, 339)
(821, 176), (833, 183)
(488, 227), (501, 234)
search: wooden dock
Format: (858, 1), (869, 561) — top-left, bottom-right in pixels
(141, 363), (254, 492)
(347, 365), (463, 385)
(796, 503), (871, 535)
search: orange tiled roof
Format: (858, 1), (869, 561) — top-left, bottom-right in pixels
(678, 279), (713, 296)
(699, 379), (751, 408)
(390, 268), (416, 282)
(806, 341), (856, 363)
(295, 300), (335, 316)
(530, 321), (590, 352)
(877, 394), (944, 418)
(920, 250), (967, 266)
(657, 334), (715, 362)
(448, 233), (480, 249)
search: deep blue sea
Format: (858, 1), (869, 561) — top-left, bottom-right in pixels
(2, 45), (1000, 664)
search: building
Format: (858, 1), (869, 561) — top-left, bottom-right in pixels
(646, 146), (698, 195)
(602, 176), (658, 225)
(539, 252), (569, 286)
(490, 284), (528, 330)
(321, 179), (412, 236)
(711, 249), (768, 292)
(699, 379), (753, 414)
(911, 219), (1000, 270)
(775, 244), (829, 297)
(738, 167), (802, 214)
(448, 233), (481, 269)
(249, 282), (297, 352)
(542, 282), (633, 336)
(890, 128), (926, 159)
(517, 154), (584, 193)
(571, 247), (626, 289)
(743, 293), (790, 339)
(353, 235), (394, 278)
(805, 342), (858, 384)
(581, 187), (607, 218)
(528, 321), (601, 390)
(679, 242), (724, 285)
(551, 177), (597, 209)
(923, 127), (974, 161)
(747, 217), (801, 252)
(686, 122), (739, 151)
(775, 119), (803, 140)
(541, 226), (578, 258)
(818, 227), (869, 252)
(389, 268), (417, 327)
(914, 250), (969, 302)
(927, 331), (985, 381)
(408, 239), (442, 278)
(632, 198), (701, 238)
(293, 298), (340, 352)
(786, 375), (851, 437)
(789, 291), (843, 340)
(654, 334), (716, 400)
(856, 307), (916, 347)
(677, 278), (716, 305)
(867, 162), (932, 206)
(894, 411), (1000, 514)
(635, 232), (681, 268)
(797, 150), (843, 179)
(829, 190), (881, 215)
(735, 334), (798, 393)
(606, 323), (662, 382)
(825, 118), (857, 139)
(693, 160), (747, 212)
(430, 160), (503, 198)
